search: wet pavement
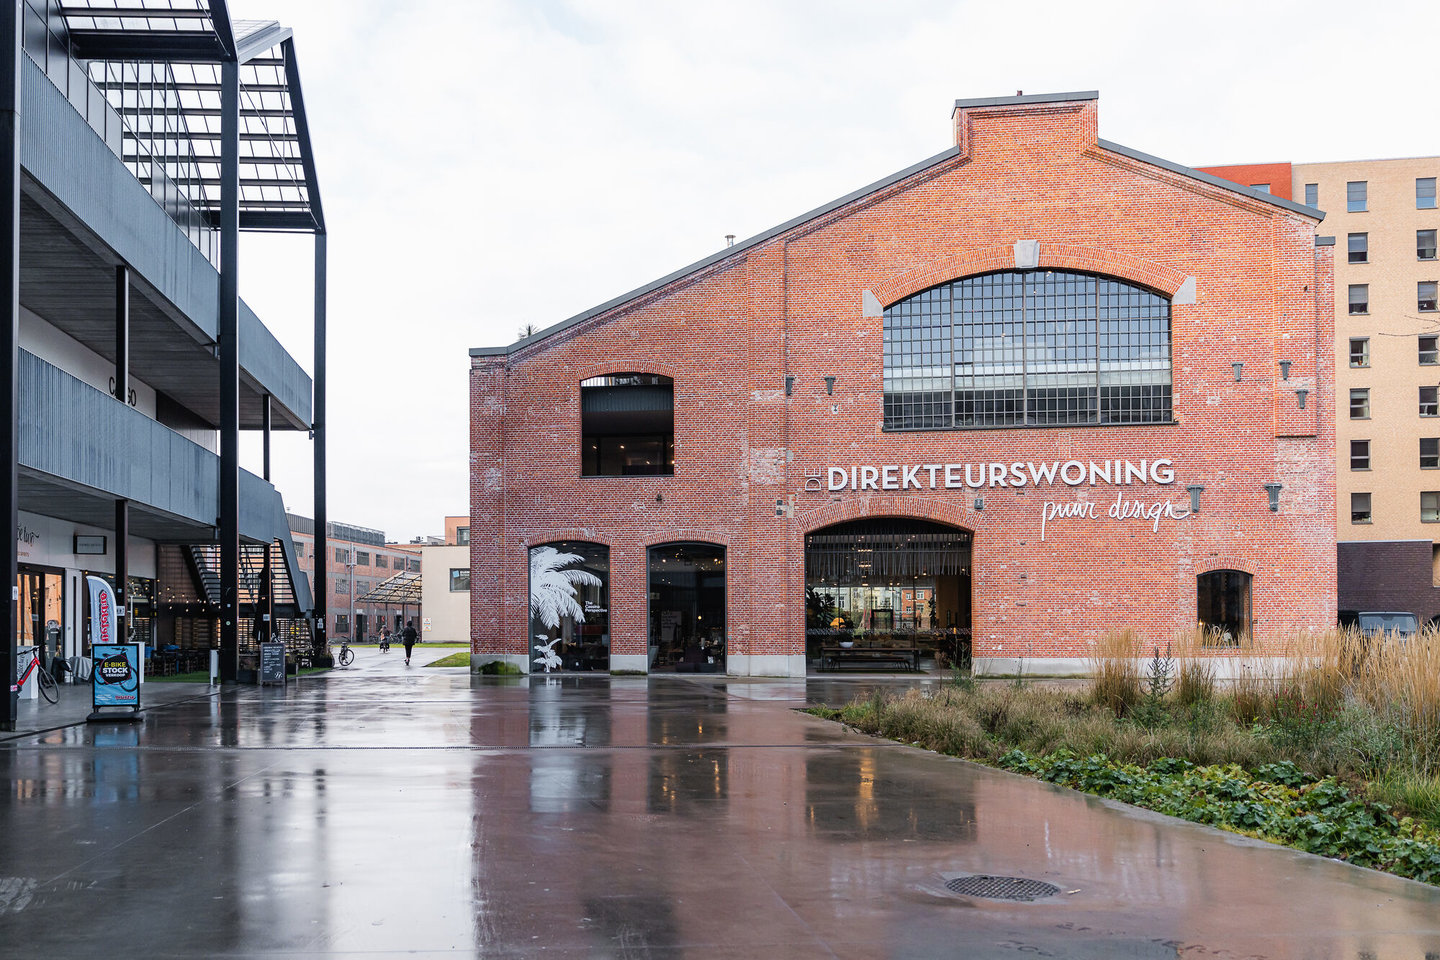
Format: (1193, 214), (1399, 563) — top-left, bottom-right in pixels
(2, 648), (1438, 959)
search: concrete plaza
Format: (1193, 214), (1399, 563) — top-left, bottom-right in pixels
(2, 648), (1438, 958)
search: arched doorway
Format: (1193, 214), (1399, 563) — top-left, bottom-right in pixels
(805, 518), (972, 668)
(529, 542), (610, 672)
(648, 542), (725, 672)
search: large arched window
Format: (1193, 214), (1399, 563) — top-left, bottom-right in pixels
(883, 270), (1173, 430)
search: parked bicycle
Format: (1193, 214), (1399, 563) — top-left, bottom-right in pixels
(336, 640), (355, 667)
(13, 649), (59, 704)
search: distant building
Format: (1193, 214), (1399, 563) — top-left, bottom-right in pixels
(1200, 158), (1440, 619)
(288, 516), (420, 640)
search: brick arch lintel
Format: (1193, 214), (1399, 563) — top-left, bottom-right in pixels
(796, 495), (976, 538)
(870, 243), (1191, 309)
(520, 530), (614, 551)
(573, 361), (683, 384)
(641, 530), (737, 551)
(1194, 556), (1257, 577)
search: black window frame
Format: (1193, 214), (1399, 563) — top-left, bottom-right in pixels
(580, 373), (676, 477)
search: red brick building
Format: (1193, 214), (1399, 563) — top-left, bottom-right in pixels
(469, 91), (1336, 677)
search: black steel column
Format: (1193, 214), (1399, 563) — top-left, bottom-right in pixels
(114, 265), (129, 402)
(261, 393), (271, 481)
(114, 499), (127, 644)
(218, 57), (240, 682)
(0, 0), (19, 730)
(312, 231), (327, 654)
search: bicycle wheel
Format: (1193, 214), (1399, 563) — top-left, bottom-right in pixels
(36, 665), (59, 704)
(339, 647), (354, 667)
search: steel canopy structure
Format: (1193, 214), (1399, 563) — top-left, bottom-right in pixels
(2, 0), (330, 724)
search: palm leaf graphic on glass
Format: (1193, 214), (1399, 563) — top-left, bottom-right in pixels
(530, 546), (601, 640)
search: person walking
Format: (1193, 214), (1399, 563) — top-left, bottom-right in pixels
(401, 619), (419, 665)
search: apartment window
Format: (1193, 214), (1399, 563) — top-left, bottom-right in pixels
(1421, 281), (1438, 312)
(1421, 230), (1438, 260)
(456, 527), (470, 545)
(295, 542), (305, 557)
(1349, 389), (1370, 419)
(449, 568), (471, 592)
(334, 547), (348, 563)
(334, 578), (350, 595)
(335, 614), (350, 634)
(1251, 183), (1271, 194)
(1423, 386), (1439, 416)
(1425, 492), (1440, 523)
(1420, 177), (1438, 210)
(1351, 492), (1372, 524)
(1304, 183), (1318, 207)
(1348, 284), (1368, 314)
(1346, 337), (1368, 367)
(1348, 337), (1369, 367)
(355, 550), (370, 566)
(407, 558), (421, 572)
(1422, 438), (1439, 469)
(1422, 336), (1439, 365)
(1350, 439), (1370, 469)
(374, 555), (387, 569)
(1347, 181), (1367, 212)
(1347, 233), (1368, 263)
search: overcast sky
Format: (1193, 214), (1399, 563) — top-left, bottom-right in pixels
(224, 0), (1439, 543)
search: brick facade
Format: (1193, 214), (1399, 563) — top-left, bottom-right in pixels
(469, 92), (1337, 676)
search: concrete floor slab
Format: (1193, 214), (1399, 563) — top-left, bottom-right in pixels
(0, 647), (1437, 958)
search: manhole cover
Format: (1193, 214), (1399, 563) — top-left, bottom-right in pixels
(944, 875), (1060, 902)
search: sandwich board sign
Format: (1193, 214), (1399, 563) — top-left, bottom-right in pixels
(87, 575), (143, 722)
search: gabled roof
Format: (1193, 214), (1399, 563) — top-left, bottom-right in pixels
(59, 0), (324, 232)
(472, 92), (1323, 358)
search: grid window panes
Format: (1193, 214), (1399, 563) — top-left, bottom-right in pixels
(883, 270), (1171, 429)
(355, 551), (369, 566)
(1421, 282), (1438, 312)
(1350, 338), (1370, 367)
(1350, 439), (1370, 469)
(407, 558), (421, 572)
(1423, 386), (1439, 417)
(1420, 230), (1437, 261)
(1421, 336), (1438, 365)
(1347, 181), (1367, 212)
(1420, 178), (1438, 210)
(1422, 438), (1439, 469)
(334, 547), (348, 563)
(1349, 388), (1370, 419)
(1348, 233), (1368, 263)
(1352, 492), (1372, 524)
(375, 555), (387, 568)
(1304, 183), (1318, 207)
(1425, 492), (1440, 522)
(1349, 284), (1369, 314)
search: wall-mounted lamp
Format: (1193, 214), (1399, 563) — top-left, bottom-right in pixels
(1279, 360), (1292, 380)
(1295, 388), (1309, 410)
(1263, 481), (1282, 512)
(655, 493), (664, 503)
(784, 375), (794, 396)
(1232, 362), (1244, 382)
(1186, 484), (1204, 514)
(824, 376), (836, 395)
(973, 497), (985, 512)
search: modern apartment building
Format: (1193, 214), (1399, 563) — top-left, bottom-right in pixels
(4, 2), (331, 719)
(1201, 158), (1440, 619)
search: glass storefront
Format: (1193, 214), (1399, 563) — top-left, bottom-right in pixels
(17, 566), (64, 664)
(529, 542), (610, 671)
(805, 518), (972, 667)
(648, 542), (725, 672)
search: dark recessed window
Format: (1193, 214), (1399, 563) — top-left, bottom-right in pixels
(1304, 183), (1319, 207)
(1350, 439), (1370, 470)
(355, 551), (370, 566)
(1421, 336), (1438, 366)
(1349, 284), (1369, 315)
(1421, 230), (1438, 261)
(1197, 570), (1251, 644)
(1419, 177), (1437, 210)
(375, 555), (387, 568)
(1421, 438), (1439, 469)
(581, 373), (676, 476)
(1424, 492), (1440, 523)
(1347, 181), (1367, 212)
(883, 270), (1171, 429)
(1423, 386), (1439, 417)
(456, 527), (470, 545)
(1349, 389), (1370, 419)
(1348, 233), (1368, 263)
(1352, 492), (1372, 524)
(1350, 338), (1370, 367)
(1421, 281), (1438, 312)
(449, 568), (470, 592)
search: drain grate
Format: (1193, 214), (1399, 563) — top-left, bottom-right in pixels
(944, 875), (1060, 902)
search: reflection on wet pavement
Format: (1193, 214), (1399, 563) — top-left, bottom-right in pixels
(0, 651), (1436, 958)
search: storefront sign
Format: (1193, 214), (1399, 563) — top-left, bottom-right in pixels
(73, 535), (107, 555)
(1040, 490), (1190, 541)
(822, 458), (1176, 492)
(92, 643), (140, 708)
